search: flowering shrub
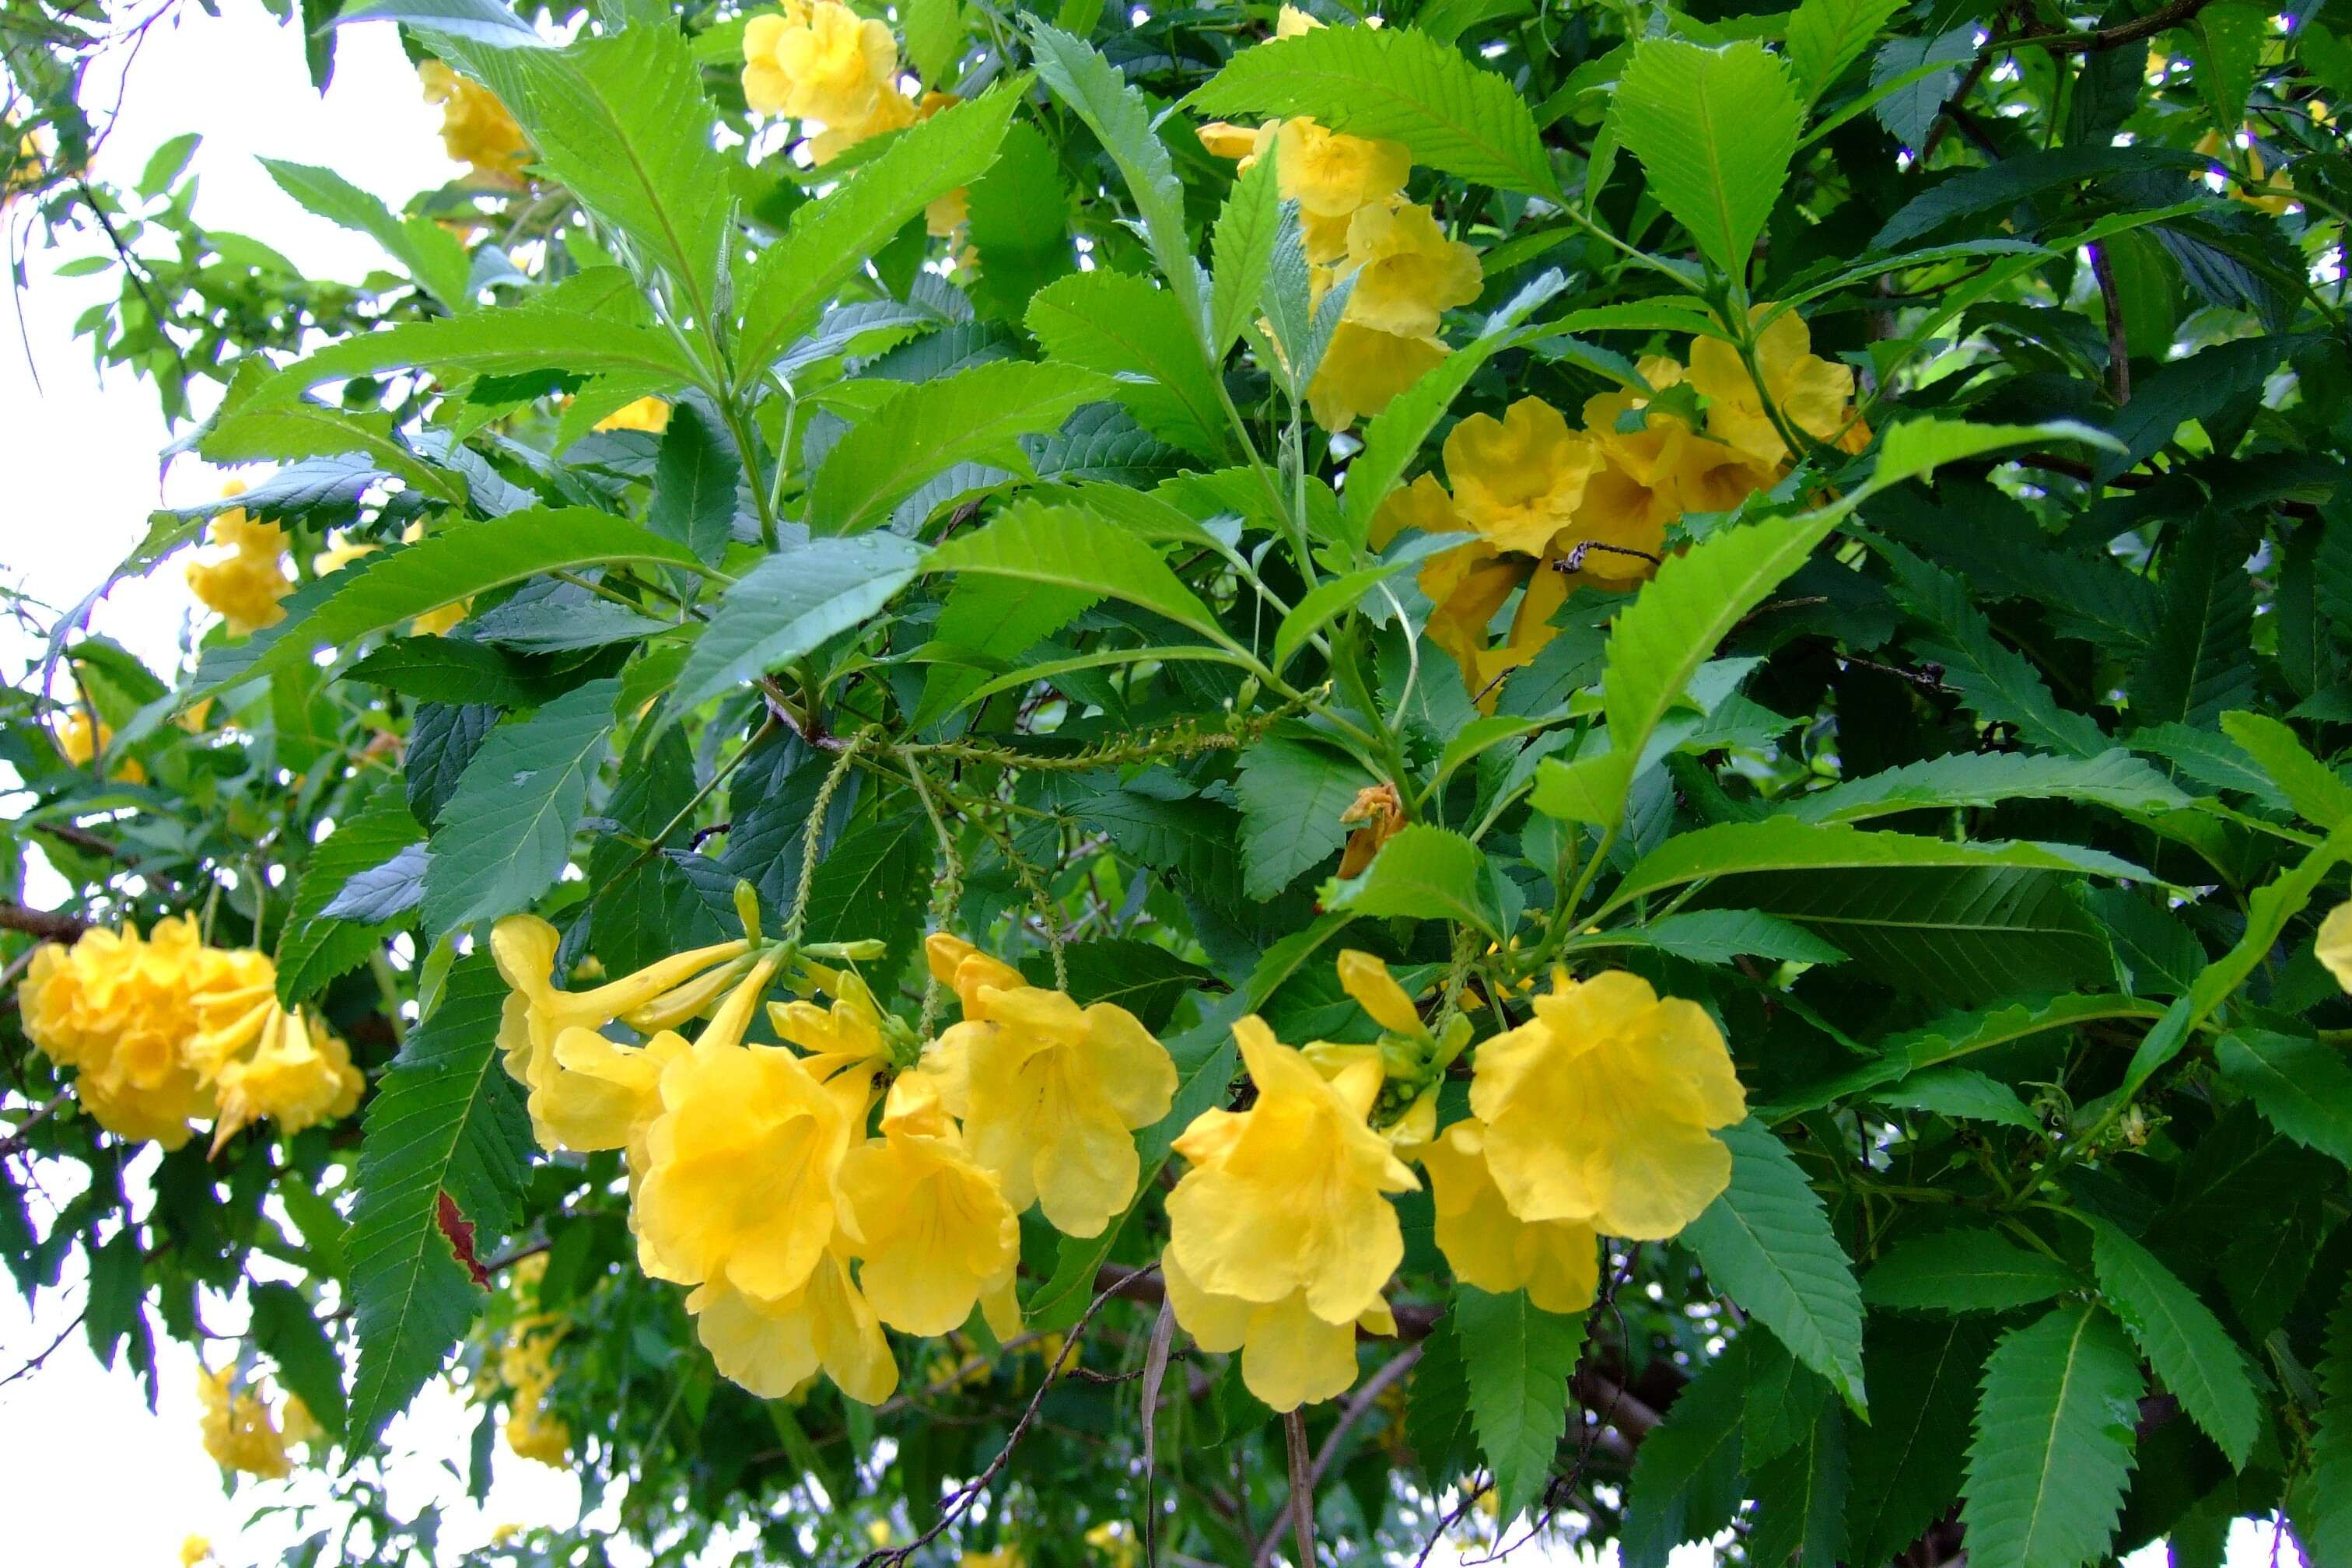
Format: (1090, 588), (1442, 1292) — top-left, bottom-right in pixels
(4, 0), (2351, 1563)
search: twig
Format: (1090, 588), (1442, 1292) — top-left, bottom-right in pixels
(0, 1087), (73, 1158)
(2091, 243), (2131, 405)
(1282, 1409), (1317, 1568)
(0, 902), (88, 943)
(2000, 0), (2216, 53)
(0, 1305), (86, 1389)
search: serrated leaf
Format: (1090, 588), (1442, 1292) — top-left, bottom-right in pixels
(2087, 1218), (2257, 1465)
(1454, 1285), (1584, 1521)
(1210, 146), (1281, 359)
(260, 158), (472, 308)
(1020, 940), (1213, 1033)
(1748, 1399), (1846, 1568)
(1615, 39), (1801, 278)
(1622, 1334), (1748, 1568)
(1407, 1311), (1475, 1486)
(2300, 1279), (2352, 1562)
(334, 0), (544, 45)
(2133, 522), (2257, 731)
(2217, 712), (2352, 829)
(924, 500), (1231, 647)
(1027, 271), (1229, 459)
(2213, 1029), (2352, 1169)
(1684, 1118), (1867, 1412)
(346, 957), (530, 1449)
(248, 1282), (347, 1441)
(1234, 737), (1374, 901)
(320, 844), (430, 924)
(201, 395), (462, 509)
(1786, 0), (1905, 103)
(1186, 23), (1554, 196)
(806, 361), (1111, 534)
(1847, 1317), (1993, 1564)
(901, 0), (961, 83)
(418, 679), (621, 932)
(1619, 908), (1848, 965)
(276, 782), (429, 1005)
(341, 638), (564, 708)
(1878, 542), (2110, 757)
(1871, 415), (2121, 488)
(1962, 1303), (2143, 1568)
(913, 575), (1096, 730)
(406, 703), (499, 828)
(963, 121), (1076, 323)
(1864, 1227), (2079, 1313)
(800, 811), (932, 964)
(664, 534), (924, 720)
(1318, 824), (1513, 940)
(1600, 817), (2119, 915)
(1339, 327), (1520, 544)
(1876, 1066), (2042, 1131)
(647, 399), (740, 565)
(1786, 748), (2186, 824)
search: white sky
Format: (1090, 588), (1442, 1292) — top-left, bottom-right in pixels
(0, 7), (2291, 1565)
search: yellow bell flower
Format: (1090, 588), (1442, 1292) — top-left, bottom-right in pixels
(1307, 321), (1448, 430)
(1194, 120), (1264, 162)
(1274, 117), (1412, 222)
(635, 957), (857, 1300)
(593, 396), (671, 435)
(1444, 397), (1601, 558)
(180, 1536), (212, 1566)
(2317, 901), (2352, 992)
(837, 1071), (1019, 1335)
(1421, 1119), (1599, 1313)
(544, 1027), (691, 1171)
(51, 706), (144, 784)
(1336, 948), (1423, 1035)
(810, 82), (916, 163)
(1333, 201), (1481, 339)
(1469, 970), (1745, 1240)
(768, 964), (894, 1097)
(487, 914), (748, 1149)
(420, 61), (530, 181)
(688, 1255), (898, 1404)
(184, 506), (293, 636)
(202, 1003), (366, 1153)
(310, 530), (378, 577)
(1166, 1017), (1416, 1325)
(928, 980), (1177, 1238)
(1686, 309), (1859, 467)
(1160, 1246), (1398, 1412)
(743, 0), (901, 130)
(924, 931), (1027, 1020)
(197, 1365), (292, 1479)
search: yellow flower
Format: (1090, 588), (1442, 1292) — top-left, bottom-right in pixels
(201, 1003), (366, 1153)
(1276, 4), (1325, 36)
(810, 80), (916, 164)
(487, 914), (747, 1149)
(1333, 201), (1480, 340)
(1469, 970), (1745, 1240)
(2318, 901), (2352, 992)
(489, 1524), (523, 1545)
(594, 396), (671, 435)
(52, 707), (144, 783)
(180, 1536), (212, 1566)
(1420, 1120), (1598, 1313)
(311, 530), (378, 577)
(1161, 1246), (1397, 1412)
(280, 1394), (326, 1448)
(420, 61), (530, 181)
(928, 979), (1176, 1237)
(1195, 121), (1264, 162)
(197, 1365), (292, 1479)
(635, 961), (858, 1299)
(837, 1071), (1019, 1335)
(1165, 1018), (1416, 1328)
(744, 0), (901, 130)
(504, 1398), (571, 1466)
(184, 506), (293, 636)
(767, 963), (894, 1099)
(1336, 948), (1423, 1035)
(1274, 117), (1411, 222)
(1686, 310), (1858, 467)
(688, 1256), (898, 1404)
(1307, 321), (1447, 430)
(1444, 397), (1601, 558)
(544, 1027), (691, 1176)
(924, 932), (1027, 1021)
(2197, 128), (2296, 215)
(961, 1548), (1027, 1568)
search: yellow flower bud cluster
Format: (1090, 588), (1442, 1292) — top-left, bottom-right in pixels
(1370, 311), (1868, 709)
(51, 703), (144, 784)
(184, 485), (293, 638)
(1196, 12), (1482, 430)
(488, 916), (1177, 1406)
(19, 918), (362, 1153)
(419, 61), (531, 184)
(197, 1363), (323, 1479)
(1160, 954), (1743, 1412)
(491, 1256), (571, 1466)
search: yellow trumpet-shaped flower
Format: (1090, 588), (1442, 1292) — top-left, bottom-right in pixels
(1276, 5), (1326, 36)
(924, 931), (1027, 1020)
(635, 955), (856, 1300)
(1420, 1119), (1599, 1314)
(202, 1003), (366, 1153)
(1274, 117), (1412, 222)
(2318, 901), (2352, 992)
(928, 979), (1176, 1238)
(184, 504), (293, 637)
(1307, 321), (1448, 431)
(487, 914), (748, 1149)
(1166, 1017), (1416, 1325)
(1161, 1247), (1398, 1412)
(688, 1255), (897, 1404)
(1336, 949), (1423, 1035)
(838, 1071), (1019, 1336)
(197, 1365), (292, 1479)
(52, 706), (144, 783)
(1685, 309), (1860, 468)
(546, 1027), (691, 1174)
(180, 1535), (213, 1566)
(1444, 397), (1602, 558)
(768, 964), (894, 1101)
(743, 0), (901, 130)
(1332, 201), (1481, 340)
(1470, 970), (1745, 1241)
(420, 61), (530, 180)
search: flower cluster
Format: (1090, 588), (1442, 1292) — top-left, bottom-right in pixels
(197, 1363), (321, 1478)
(19, 918), (362, 1152)
(1373, 313), (1867, 708)
(1197, 9), (1482, 430)
(491, 1257), (572, 1466)
(489, 913), (1176, 1405)
(184, 484), (293, 638)
(420, 61), (530, 183)
(51, 703), (143, 784)
(1162, 954), (1743, 1412)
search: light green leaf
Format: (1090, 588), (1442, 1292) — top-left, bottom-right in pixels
(1685, 1118), (1868, 1413)
(276, 781), (428, 1006)
(1318, 824), (1514, 940)
(1870, 415), (2120, 488)
(1186, 23), (1556, 196)
(201, 396), (463, 508)
(647, 398), (742, 565)
(260, 159), (473, 308)
(912, 576), (1097, 730)
(1876, 1066), (2042, 1131)
(1785, 0), (1905, 103)
(806, 360), (1111, 534)
(418, 679), (621, 932)
(1272, 558), (1418, 673)
(2217, 711), (2352, 829)
(1234, 737), (1374, 901)
(1963, 1304), (2144, 1568)
(2088, 1218), (2258, 1465)
(1455, 1286), (1584, 1521)
(1864, 1227), (2079, 1312)
(2214, 1029), (2352, 1170)
(1619, 908), (1849, 965)
(667, 534), (925, 721)
(924, 501), (1232, 648)
(1785, 749), (2188, 824)
(336, 0), (545, 45)
(964, 121), (1076, 323)
(264, 310), (702, 396)
(1599, 817), (2113, 915)
(1027, 271), (1230, 459)
(346, 957), (531, 1449)
(1210, 146), (1282, 359)
(1614, 39), (1802, 277)
(901, 0), (962, 84)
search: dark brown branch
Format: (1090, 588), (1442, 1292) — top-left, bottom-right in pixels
(0, 902), (88, 943)
(33, 822), (135, 864)
(2000, 0), (2217, 54)
(2091, 243), (2132, 404)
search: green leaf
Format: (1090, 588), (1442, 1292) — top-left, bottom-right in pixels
(418, 679), (621, 932)
(666, 534), (923, 721)
(1028, 23), (1209, 345)
(963, 121), (1076, 323)
(2217, 712), (2352, 829)
(1766, 993), (2166, 1119)
(1685, 1118), (1867, 1412)
(247, 1282), (347, 1441)
(2132, 521), (2257, 731)
(1027, 271), (1230, 459)
(1408, 1311), (1475, 1486)
(801, 810), (933, 964)
(1616, 908), (1848, 965)
(1185, 23), (1556, 196)
(912, 576), (1097, 730)
(1272, 559), (1419, 673)
(2213, 1029), (2352, 1170)
(336, 0), (544, 44)
(2300, 1279), (2352, 1563)
(1454, 1285), (1584, 1521)
(2087, 1218), (2257, 1465)
(647, 400), (740, 565)
(1614, 39), (1802, 278)
(1022, 940), (1214, 1033)
(1864, 1227), (2079, 1312)
(1870, 415), (2121, 488)
(1878, 542), (2110, 757)
(1785, 749), (2187, 824)
(1318, 824), (1514, 940)
(924, 500), (1232, 648)
(191, 509), (698, 700)
(276, 781), (428, 1005)
(1876, 1066), (2042, 1132)
(346, 957), (531, 1450)
(1785, 0), (1905, 103)
(266, 308), (699, 395)
(259, 159), (473, 308)
(342, 638), (563, 709)
(201, 396), (462, 509)
(1962, 1303), (2144, 1568)
(1234, 737), (1374, 901)
(1748, 1400), (1846, 1568)
(1622, 1334), (1748, 1568)
(807, 361), (1111, 534)
(1846, 1318), (1994, 1565)
(733, 87), (1020, 387)
(1209, 146), (1281, 359)
(901, 0), (962, 84)
(1339, 327), (1520, 544)
(1600, 817), (2118, 915)
(2131, 720), (2289, 809)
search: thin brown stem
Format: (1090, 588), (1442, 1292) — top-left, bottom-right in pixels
(1282, 1409), (1317, 1568)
